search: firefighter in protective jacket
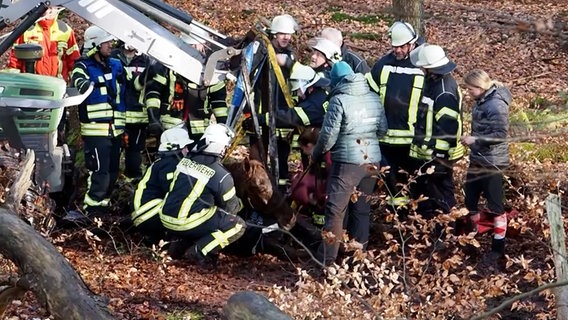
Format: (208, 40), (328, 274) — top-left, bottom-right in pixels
(131, 127), (193, 244)
(66, 25), (125, 220)
(408, 43), (464, 219)
(366, 21), (424, 212)
(160, 124), (245, 263)
(111, 42), (150, 179)
(143, 26), (228, 141)
(7, 6), (80, 82)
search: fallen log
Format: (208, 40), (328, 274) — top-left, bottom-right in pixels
(0, 208), (114, 319)
(224, 291), (291, 320)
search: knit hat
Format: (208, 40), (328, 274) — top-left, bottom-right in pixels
(330, 61), (354, 87)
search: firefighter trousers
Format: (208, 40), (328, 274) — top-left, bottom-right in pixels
(124, 124), (147, 179)
(168, 208), (246, 257)
(82, 135), (121, 214)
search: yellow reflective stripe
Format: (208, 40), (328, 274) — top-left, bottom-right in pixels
(132, 205), (161, 226)
(83, 193), (110, 207)
(178, 180), (208, 220)
(408, 75), (424, 128)
(322, 100), (329, 112)
(422, 96), (434, 143)
(87, 103), (112, 112)
(66, 44), (79, 55)
(201, 223), (244, 255)
(435, 139), (450, 151)
(449, 144), (465, 160)
(146, 98), (161, 109)
(435, 107), (460, 122)
(125, 111), (148, 124)
(212, 107), (228, 117)
(161, 207), (216, 231)
(278, 178), (288, 186)
(222, 187), (236, 201)
(387, 196), (410, 207)
(166, 172), (174, 180)
(189, 119), (208, 134)
(133, 167), (153, 209)
(409, 144), (432, 160)
(154, 74), (167, 85)
(378, 68), (390, 105)
(89, 110), (114, 119)
(365, 72), (379, 93)
(294, 107), (310, 126)
(162, 115), (184, 129)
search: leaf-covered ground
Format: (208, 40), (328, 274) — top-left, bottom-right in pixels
(2, 0), (568, 319)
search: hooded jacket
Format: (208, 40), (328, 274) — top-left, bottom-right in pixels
(313, 73), (388, 164)
(469, 85), (511, 168)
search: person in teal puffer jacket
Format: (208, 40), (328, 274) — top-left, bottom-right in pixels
(311, 61), (388, 265)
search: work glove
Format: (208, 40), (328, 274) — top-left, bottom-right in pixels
(275, 53), (294, 69)
(241, 116), (255, 132)
(147, 108), (163, 137)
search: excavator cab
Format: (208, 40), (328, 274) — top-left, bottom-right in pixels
(0, 43), (92, 193)
(0, 0), (246, 196)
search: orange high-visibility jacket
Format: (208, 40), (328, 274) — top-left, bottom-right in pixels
(7, 19), (80, 82)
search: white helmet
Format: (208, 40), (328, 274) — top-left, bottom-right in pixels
(289, 63), (330, 93)
(180, 24), (212, 45)
(270, 14), (298, 34)
(409, 43), (456, 74)
(158, 127), (194, 152)
(389, 21), (418, 47)
(83, 25), (116, 49)
(310, 38), (342, 63)
(197, 123), (235, 156)
(320, 27), (343, 47)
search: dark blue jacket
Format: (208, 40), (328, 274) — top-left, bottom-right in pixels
(469, 85), (511, 168)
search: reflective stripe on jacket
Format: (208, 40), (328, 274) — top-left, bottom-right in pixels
(367, 53), (424, 145)
(160, 154), (241, 232)
(410, 73), (464, 161)
(72, 56), (125, 136)
(8, 19), (80, 82)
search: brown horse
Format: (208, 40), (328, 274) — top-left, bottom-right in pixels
(225, 157), (296, 230)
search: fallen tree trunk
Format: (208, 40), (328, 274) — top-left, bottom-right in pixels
(0, 208), (114, 319)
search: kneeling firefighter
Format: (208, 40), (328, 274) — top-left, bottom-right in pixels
(160, 124), (245, 264)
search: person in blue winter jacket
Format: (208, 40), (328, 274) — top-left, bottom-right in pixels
(311, 61), (388, 265)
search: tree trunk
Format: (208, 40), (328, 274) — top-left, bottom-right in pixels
(392, 0), (424, 36)
(0, 208), (114, 320)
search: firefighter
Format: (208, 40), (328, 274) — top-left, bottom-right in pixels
(366, 21), (424, 216)
(131, 127), (193, 244)
(144, 25), (228, 141)
(7, 6), (80, 82)
(250, 63), (330, 129)
(266, 14), (298, 190)
(111, 42), (150, 180)
(160, 124), (246, 265)
(308, 37), (342, 79)
(64, 25), (125, 221)
(408, 44), (464, 222)
(320, 27), (370, 74)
